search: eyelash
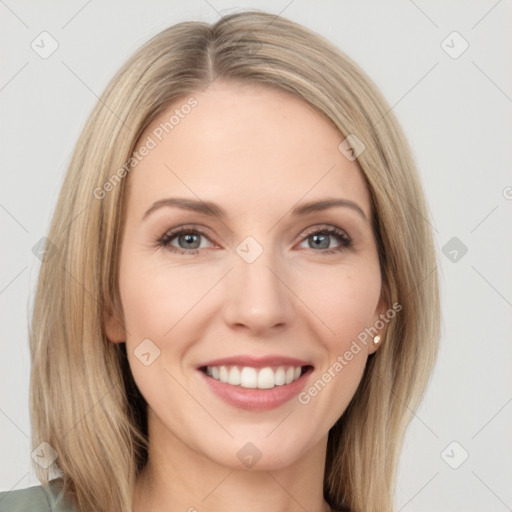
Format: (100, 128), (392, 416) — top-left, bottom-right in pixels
(156, 224), (352, 256)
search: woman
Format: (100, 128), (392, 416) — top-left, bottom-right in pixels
(0, 9), (440, 512)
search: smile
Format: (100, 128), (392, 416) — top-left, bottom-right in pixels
(202, 365), (309, 389)
(198, 360), (314, 411)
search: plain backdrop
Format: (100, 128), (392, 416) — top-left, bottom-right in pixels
(1, 1), (511, 511)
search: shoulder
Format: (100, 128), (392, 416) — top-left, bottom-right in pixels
(0, 484), (51, 512)
(0, 479), (76, 512)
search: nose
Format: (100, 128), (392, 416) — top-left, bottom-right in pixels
(221, 249), (295, 336)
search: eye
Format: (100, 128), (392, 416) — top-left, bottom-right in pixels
(156, 224), (352, 256)
(297, 226), (352, 254)
(157, 225), (216, 255)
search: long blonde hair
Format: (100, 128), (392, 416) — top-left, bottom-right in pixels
(29, 10), (440, 512)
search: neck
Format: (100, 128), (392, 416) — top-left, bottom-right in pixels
(133, 409), (332, 512)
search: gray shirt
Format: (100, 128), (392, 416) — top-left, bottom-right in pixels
(0, 479), (76, 512)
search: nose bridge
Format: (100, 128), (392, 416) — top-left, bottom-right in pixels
(222, 239), (294, 332)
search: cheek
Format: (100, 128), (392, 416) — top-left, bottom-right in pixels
(297, 262), (381, 346)
(294, 266), (380, 422)
(118, 260), (204, 404)
(119, 257), (212, 340)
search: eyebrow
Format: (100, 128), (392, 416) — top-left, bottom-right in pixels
(142, 197), (367, 221)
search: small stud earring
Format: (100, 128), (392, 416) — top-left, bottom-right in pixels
(373, 335), (381, 345)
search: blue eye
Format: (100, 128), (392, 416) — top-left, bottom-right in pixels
(157, 227), (213, 254)
(157, 225), (352, 255)
(299, 227), (352, 254)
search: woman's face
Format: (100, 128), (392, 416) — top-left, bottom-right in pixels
(106, 80), (387, 470)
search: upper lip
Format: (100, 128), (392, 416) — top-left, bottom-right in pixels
(198, 355), (313, 369)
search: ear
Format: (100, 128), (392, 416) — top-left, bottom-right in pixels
(104, 300), (127, 344)
(367, 292), (389, 355)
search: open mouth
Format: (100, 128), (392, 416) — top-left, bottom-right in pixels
(199, 364), (314, 390)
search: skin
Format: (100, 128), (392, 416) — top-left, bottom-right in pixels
(105, 80), (388, 512)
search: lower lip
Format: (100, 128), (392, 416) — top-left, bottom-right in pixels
(198, 368), (313, 411)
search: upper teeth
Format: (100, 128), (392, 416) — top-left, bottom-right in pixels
(206, 365), (303, 389)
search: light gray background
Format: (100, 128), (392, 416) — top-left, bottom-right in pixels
(1, 1), (511, 510)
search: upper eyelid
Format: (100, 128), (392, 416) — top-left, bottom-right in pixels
(301, 224), (349, 236)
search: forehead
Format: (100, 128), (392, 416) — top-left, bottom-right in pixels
(127, 80), (371, 217)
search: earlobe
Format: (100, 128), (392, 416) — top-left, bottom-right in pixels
(368, 293), (389, 355)
(104, 302), (127, 343)
(368, 333), (383, 355)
